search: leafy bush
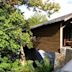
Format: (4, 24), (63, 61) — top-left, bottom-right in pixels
(0, 2), (33, 72)
(0, 57), (22, 72)
(20, 58), (52, 72)
(21, 60), (35, 72)
(35, 57), (52, 72)
(28, 13), (48, 26)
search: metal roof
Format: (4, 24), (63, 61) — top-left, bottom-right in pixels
(31, 13), (72, 29)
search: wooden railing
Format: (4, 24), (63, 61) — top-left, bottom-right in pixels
(66, 41), (72, 47)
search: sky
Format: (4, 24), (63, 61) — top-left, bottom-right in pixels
(50, 0), (72, 19)
(18, 0), (72, 20)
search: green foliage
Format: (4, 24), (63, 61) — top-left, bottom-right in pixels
(42, 2), (60, 11)
(22, 33), (33, 48)
(0, 2), (33, 72)
(35, 57), (52, 72)
(27, 0), (60, 26)
(11, 59), (22, 72)
(0, 3), (33, 49)
(20, 58), (52, 72)
(28, 13), (48, 26)
(21, 60), (35, 72)
(0, 0), (24, 5)
(24, 0), (60, 16)
(0, 57), (22, 72)
(27, 0), (60, 12)
(27, 0), (42, 7)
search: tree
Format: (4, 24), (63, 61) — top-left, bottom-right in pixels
(0, 1), (33, 72)
(25, 0), (60, 16)
(22, 0), (60, 25)
(28, 13), (48, 26)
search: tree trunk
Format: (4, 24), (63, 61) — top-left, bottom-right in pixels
(20, 45), (26, 65)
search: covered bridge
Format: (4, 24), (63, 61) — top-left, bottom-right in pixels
(31, 13), (72, 52)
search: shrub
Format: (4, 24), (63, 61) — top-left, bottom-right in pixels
(21, 58), (52, 72)
(35, 57), (52, 72)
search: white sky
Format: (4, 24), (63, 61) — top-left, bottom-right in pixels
(19, 0), (72, 20)
(50, 0), (72, 19)
(18, 5), (35, 19)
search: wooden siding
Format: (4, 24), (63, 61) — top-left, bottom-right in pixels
(31, 23), (60, 52)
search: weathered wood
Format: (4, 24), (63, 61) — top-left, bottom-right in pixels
(31, 23), (60, 52)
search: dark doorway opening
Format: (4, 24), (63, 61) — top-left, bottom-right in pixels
(63, 23), (72, 47)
